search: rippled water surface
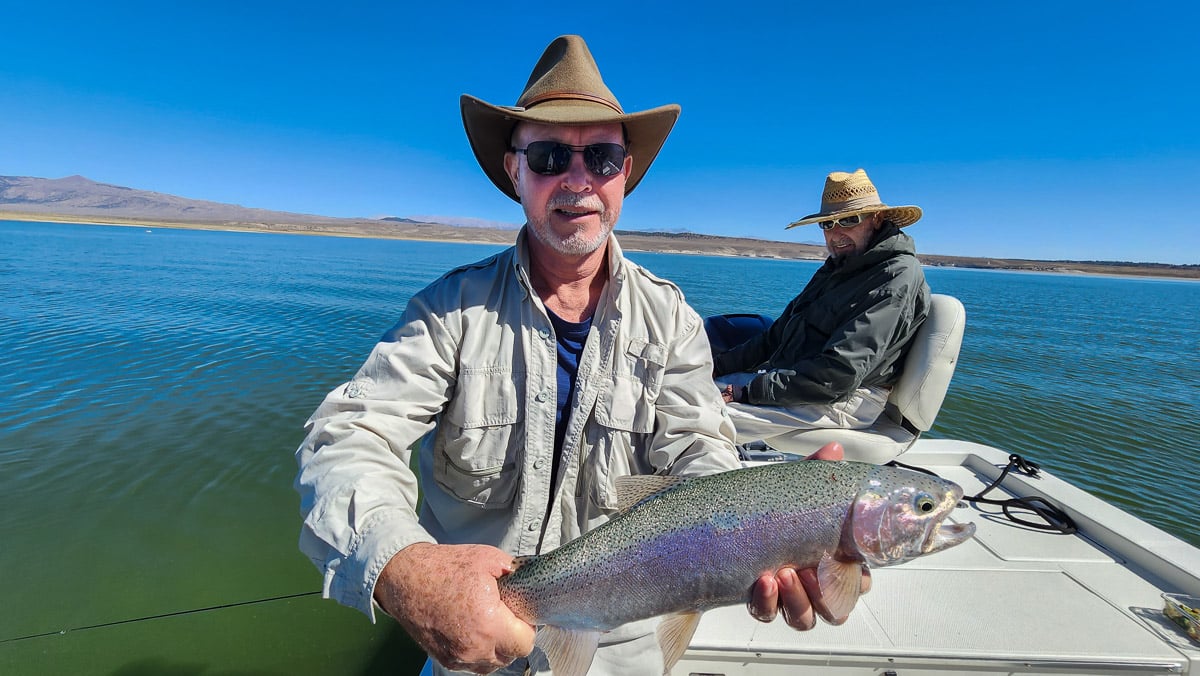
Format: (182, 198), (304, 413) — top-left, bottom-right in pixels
(1, 221), (1197, 667)
(636, 251), (1200, 540)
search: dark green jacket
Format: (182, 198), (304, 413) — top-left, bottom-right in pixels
(714, 223), (929, 406)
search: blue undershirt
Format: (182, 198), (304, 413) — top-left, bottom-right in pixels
(546, 308), (591, 482)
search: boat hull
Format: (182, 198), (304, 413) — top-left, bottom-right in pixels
(676, 438), (1200, 674)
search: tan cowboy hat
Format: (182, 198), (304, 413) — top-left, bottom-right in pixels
(785, 169), (922, 229)
(461, 35), (680, 203)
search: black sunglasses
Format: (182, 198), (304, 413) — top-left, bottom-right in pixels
(510, 141), (627, 177)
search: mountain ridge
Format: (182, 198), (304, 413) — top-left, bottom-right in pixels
(2, 174), (1196, 279)
(0, 174), (340, 223)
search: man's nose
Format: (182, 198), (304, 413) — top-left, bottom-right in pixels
(560, 152), (592, 192)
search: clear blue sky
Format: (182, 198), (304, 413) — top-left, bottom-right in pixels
(3, 2), (1197, 264)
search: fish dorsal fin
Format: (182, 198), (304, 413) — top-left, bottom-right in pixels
(815, 552), (864, 625)
(535, 625), (602, 676)
(614, 475), (689, 511)
(657, 610), (703, 674)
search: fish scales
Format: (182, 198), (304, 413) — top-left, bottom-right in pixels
(496, 460), (974, 675)
(500, 460), (957, 630)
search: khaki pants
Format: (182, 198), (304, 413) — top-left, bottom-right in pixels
(715, 373), (890, 444)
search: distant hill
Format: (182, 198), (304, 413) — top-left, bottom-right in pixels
(0, 174), (342, 224)
(0, 174), (520, 244)
(405, 215), (522, 230)
(1, 174), (1196, 279)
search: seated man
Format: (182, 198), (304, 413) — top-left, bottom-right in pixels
(714, 168), (930, 445)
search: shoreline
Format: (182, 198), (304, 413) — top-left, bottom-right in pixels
(2, 211), (1196, 281)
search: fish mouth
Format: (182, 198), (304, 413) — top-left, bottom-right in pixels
(928, 521), (976, 552)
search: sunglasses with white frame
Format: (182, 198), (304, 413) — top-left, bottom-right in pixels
(817, 212), (878, 230)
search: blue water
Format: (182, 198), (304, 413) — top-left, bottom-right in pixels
(633, 252), (1200, 524)
(1, 220), (1197, 655)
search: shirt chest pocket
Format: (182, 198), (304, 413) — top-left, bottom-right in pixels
(435, 368), (524, 508)
(593, 338), (665, 434)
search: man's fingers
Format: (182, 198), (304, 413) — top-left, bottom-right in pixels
(494, 615), (536, 665)
(447, 658), (501, 676)
(380, 543), (537, 673)
(799, 567), (858, 625)
(804, 442), (844, 462)
(747, 571), (779, 623)
(750, 562), (864, 631)
(777, 567), (816, 630)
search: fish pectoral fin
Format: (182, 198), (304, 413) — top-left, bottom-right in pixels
(815, 553), (864, 625)
(535, 625), (602, 676)
(657, 610), (702, 674)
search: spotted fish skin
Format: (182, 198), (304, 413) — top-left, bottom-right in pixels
(499, 459), (973, 632)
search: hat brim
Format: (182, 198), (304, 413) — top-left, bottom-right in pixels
(785, 205), (923, 229)
(461, 94), (680, 203)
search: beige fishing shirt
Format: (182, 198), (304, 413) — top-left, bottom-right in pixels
(295, 228), (739, 623)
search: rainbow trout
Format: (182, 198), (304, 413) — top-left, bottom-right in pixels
(498, 459), (975, 675)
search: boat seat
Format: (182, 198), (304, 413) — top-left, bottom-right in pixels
(757, 294), (967, 464)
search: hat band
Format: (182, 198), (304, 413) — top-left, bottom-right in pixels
(824, 195), (885, 213)
(521, 90), (624, 114)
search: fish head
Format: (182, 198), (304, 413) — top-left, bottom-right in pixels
(848, 467), (976, 567)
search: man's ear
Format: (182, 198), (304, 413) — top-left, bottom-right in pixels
(503, 151), (521, 195)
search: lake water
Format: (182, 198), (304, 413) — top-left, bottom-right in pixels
(1, 220), (1197, 672)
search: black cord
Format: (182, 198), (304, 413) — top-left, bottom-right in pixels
(888, 454), (1077, 535)
(967, 454), (1078, 534)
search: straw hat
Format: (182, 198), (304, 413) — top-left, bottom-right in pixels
(460, 35), (680, 203)
(785, 169), (922, 229)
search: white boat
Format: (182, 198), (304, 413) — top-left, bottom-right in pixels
(680, 295), (1200, 674)
(415, 440), (1200, 676)
(676, 439), (1200, 675)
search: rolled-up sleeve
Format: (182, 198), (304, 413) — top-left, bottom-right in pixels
(294, 293), (456, 620)
(650, 304), (741, 477)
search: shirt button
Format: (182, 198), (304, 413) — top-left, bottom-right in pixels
(527, 522), (539, 532)
(538, 328), (551, 340)
(533, 458), (545, 470)
(535, 390), (549, 403)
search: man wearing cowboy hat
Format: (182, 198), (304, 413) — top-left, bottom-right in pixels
(714, 169), (930, 448)
(295, 36), (856, 676)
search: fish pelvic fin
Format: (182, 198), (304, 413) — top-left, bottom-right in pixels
(534, 625), (601, 676)
(657, 610), (702, 674)
(815, 552), (864, 625)
(614, 475), (690, 511)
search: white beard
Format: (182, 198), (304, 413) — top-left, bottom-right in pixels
(528, 194), (614, 256)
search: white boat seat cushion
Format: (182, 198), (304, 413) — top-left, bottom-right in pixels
(763, 294), (966, 463)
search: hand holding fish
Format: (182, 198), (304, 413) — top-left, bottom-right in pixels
(747, 442), (871, 630)
(373, 542), (535, 674)
(496, 443), (975, 676)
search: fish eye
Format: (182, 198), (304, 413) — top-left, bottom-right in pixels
(915, 493), (936, 513)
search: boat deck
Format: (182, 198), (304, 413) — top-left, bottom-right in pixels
(679, 439), (1200, 675)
